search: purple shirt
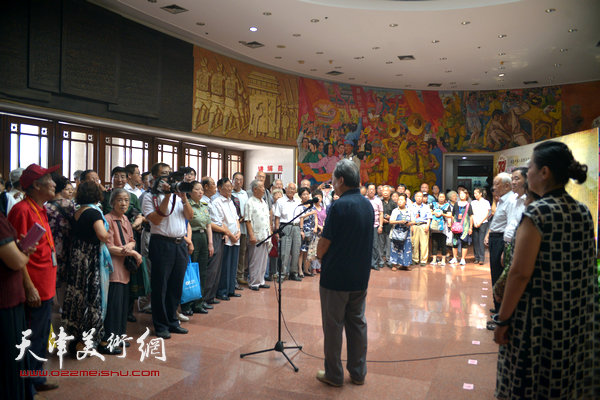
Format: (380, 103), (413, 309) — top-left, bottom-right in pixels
(367, 196), (383, 227)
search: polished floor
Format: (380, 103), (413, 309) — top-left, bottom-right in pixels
(43, 258), (499, 400)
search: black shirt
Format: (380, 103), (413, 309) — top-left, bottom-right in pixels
(320, 188), (374, 291)
(73, 208), (104, 244)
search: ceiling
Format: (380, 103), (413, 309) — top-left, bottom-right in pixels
(92, 0), (600, 91)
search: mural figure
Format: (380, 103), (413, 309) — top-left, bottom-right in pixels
(208, 63), (226, 133)
(193, 57), (211, 129)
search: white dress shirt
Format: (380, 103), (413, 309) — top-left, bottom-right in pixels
(213, 195), (240, 246)
(274, 196), (302, 224)
(504, 193), (526, 242)
(245, 196), (270, 242)
(231, 188), (249, 235)
(142, 193), (187, 237)
(124, 182), (143, 199)
(488, 191), (514, 234)
(471, 198), (491, 226)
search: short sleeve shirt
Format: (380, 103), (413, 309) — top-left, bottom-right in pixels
(0, 213), (25, 308)
(245, 196), (270, 242)
(320, 188), (374, 292)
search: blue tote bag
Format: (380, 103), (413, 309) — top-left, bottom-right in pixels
(181, 258), (202, 304)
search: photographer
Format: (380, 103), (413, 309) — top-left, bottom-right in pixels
(142, 163), (193, 339)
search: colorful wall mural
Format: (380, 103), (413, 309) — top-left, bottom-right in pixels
(192, 46), (298, 146)
(296, 78), (588, 190)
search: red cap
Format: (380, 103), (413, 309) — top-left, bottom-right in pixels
(20, 164), (61, 190)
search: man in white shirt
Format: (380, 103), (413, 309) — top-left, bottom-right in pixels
(471, 187), (492, 265)
(142, 162), (194, 339)
(484, 172), (513, 329)
(245, 179), (271, 290)
(504, 167), (528, 244)
(231, 172), (249, 286)
(274, 182), (302, 281)
(214, 178), (241, 301)
(124, 164), (143, 198)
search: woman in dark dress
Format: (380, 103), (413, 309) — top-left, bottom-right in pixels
(62, 181), (110, 356)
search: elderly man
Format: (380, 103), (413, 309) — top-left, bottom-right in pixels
(8, 163), (60, 394)
(274, 182), (302, 281)
(410, 191), (432, 266)
(245, 179), (271, 291)
(231, 172), (249, 287)
(255, 171), (273, 209)
(316, 159), (373, 387)
(418, 182), (436, 204)
(484, 172), (514, 329)
(124, 164), (143, 198)
(366, 184), (383, 270)
(214, 178), (241, 301)
(380, 186), (396, 267)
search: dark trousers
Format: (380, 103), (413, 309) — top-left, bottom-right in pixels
(472, 222), (489, 262)
(149, 236), (188, 333)
(488, 232), (505, 311)
(217, 245), (240, 297)
(204, 232), (224, 302)
(320, 286), (368, 384)
(25, 299), (52, 387)
(431, 232), (447, 256)
(103, 282), (128, 341)
(0, 303), (33, 400)
(371, 227), (382, 267)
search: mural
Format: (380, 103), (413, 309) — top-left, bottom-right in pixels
(192, 47), (298, 145)
(297, 77), (574, 189)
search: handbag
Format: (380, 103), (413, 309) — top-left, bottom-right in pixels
(115, 220), (139, 272)
(430, 218), (442, 232)
(390, 224), (409, 243)
(451, 203), (469, 234)
(181, 257), (202, 304)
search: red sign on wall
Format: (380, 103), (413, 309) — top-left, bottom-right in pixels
(258, 166), (264, 172)
(278, 165), (283, 172)
(267, 165), (273, 172)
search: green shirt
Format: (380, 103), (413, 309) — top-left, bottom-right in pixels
(189, 199), (211, 231)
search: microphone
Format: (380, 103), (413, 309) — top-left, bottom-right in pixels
(302, 197), (319, 205)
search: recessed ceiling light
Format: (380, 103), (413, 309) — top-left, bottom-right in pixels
(372, 46), (380, 50)
(432, 40), (440, 44)
(568, 28), (578, 33)
(316, 51), (324, 54)
(263, 11), (272, 16)
(389, 23), (398, 27)
(445, 70), (452, 73)
(147, 0), (157, 3)
(395, 74), (403, 77)
(498, 34), (507, 38)
(560, 48), (568, 52)
(354, 56), (364, 60)
(292, 33), (301, 37)
(461, 21), (470, 25)
(545, 8), (556, 13)
(196, 22), (205, 26)
(311, 18), (320, 23)
(554, 63), (561, 67)
(439, 57), (447, 60)
(276, 45), (286, 48)
(385, 61), (393, 64)
(472, 83), (479, 86)
(498, 73), (505, 77)
(462, 156), (467, 160)
(498, 52), (506, 56)
(249, 27), (258, 32)
(274, 56), (282, 59)
(499, 66), (505, 70)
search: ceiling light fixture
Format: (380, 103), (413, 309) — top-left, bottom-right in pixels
(385, 61), (393, 64)
(274, 56), (282, 59)
(372, 46), (380, 50)
(316, 51), (324, 54)
(445, 70), (452, 73)
(276, 45), (286, 48)
(498, 52), (506, 56)
(498, 73), (505, 77)
(354, 56), (364, 60)
(439, 57), (447, 60)
(545, 8), (556, 13)
(472, 83), (479, 86)
(395, 74), (403, 77)
(334, 66), (342, 69)
(554, 63), (561, 67)
(498, 34), (507, 38)
(568, 28), (578, 33)
(292, 33), (301, 37)
(263, 12), (271, 16)
(389, 23), (398, 27)
(310, 18), (320, 23)
(196, 22), (205, 26)
(249, 27), (258, 32)
(432, 40), (440, 43)
(461, 21), (470, 25)
(560, 48), (568, 52)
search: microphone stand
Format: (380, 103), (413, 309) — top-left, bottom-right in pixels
(240, 201), (315, 372)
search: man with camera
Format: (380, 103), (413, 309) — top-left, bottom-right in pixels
(142, 163), (194, 339)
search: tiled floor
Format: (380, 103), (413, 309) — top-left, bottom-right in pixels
(43, 261), (499, 399)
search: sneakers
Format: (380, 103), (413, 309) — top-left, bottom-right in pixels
(459, 259), (466, 266)
(430, 261), (437, 266)
(449, 258), (458, 264)
(177, 313), (189, 322)
(439, 260), (446, 266)
(316, 370), (343, 387)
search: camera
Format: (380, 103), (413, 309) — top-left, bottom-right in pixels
(324, 183), (332, 189)
(151, 171), (194, 194)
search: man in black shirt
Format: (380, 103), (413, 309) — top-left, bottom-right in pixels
(316, 159), (374, 387)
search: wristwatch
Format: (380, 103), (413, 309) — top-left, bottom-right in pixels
(491, 313), (512, 326)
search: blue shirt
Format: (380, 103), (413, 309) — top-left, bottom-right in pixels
(320, 188), (373, 291)
(410, 202), (432, 224)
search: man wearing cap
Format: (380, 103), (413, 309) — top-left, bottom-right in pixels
(8, 163), (60, 394)
(1, 168), (25, 216)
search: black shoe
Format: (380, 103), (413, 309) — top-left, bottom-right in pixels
(201, 301), (213, 310)
(264, 276), (273, 281)
(489, 308), (498, 314)
(228, 293), (241, 298)
(127, 314), (137, 322)
(207, 298), (220, 304)
(249, 286), (259, 291)
(98, 343), (122, 355)
(486, 321), (496, 331)
(169, 326), (189, 334)
(235, 285), (243, 291)
(155, 330), (171, 339)
(216, 295), (230, 301)
(259, 284), (270, 289)
(290, 274), (302, 281)
(182, 309), (194, 316)
(192, 304), (208, 314)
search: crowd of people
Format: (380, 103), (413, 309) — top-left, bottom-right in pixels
(0, 139), (598, 399)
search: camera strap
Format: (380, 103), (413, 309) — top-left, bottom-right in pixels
(153, 194), (177, 217)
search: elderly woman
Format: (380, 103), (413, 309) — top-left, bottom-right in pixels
(62, 181), (110, 356)
(494, 141), (599, 399)
(181, 181), (213, 315)
(100, 189), (142, 354)
(388, 193), (414, 271)
(450, 188), (473, 267)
